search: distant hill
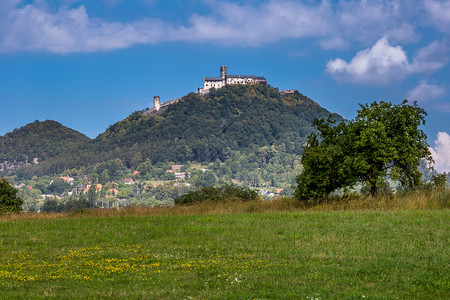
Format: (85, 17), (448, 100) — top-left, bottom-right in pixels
(1, 85), (341, 176)
(0, 120), (90, 166)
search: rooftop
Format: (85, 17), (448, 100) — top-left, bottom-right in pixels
(204, 77), (223, 81)
(227, 75), (266, 80)
(205, 75), (267, 81)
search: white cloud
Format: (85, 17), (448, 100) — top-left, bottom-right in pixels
(387, 23), (419, 44)
(0, 4), (169, 53)
(412, 38), (450, 74)
(429, 132), (450, 173)
(0, 0), (429, 53)
(0, 0), (446, 54)
(0, 0), (335, 52)
(172, 1), (333, 46)
(319, 36), (349, 50)
(326, 37), (412, 85)
(424, 0), (450, 33)
(406, 80), (449, 112)
(326, 0), (419, 48)
(326, 37), (450, 85)
(406, 81), (446, 103)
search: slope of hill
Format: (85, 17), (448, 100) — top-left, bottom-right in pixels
(0, 120), (90, 167)
(93, 84), (339, 165)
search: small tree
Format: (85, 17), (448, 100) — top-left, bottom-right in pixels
(431, 173), (447, 189)
(87, 184), (97, 207)
(0, 178), (23, 214)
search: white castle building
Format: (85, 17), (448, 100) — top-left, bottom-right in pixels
(198, 66), (267, 95)
(144, 66), (267, 117)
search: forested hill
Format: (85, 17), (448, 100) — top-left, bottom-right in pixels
(0, 120), (90, 165)
(91, 84), (339, 165)
(2, 85), (341, 176)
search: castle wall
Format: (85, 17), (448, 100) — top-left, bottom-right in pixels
(204, 80), (225, 89)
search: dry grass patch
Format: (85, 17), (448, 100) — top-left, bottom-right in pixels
(1, 188), (448, 222)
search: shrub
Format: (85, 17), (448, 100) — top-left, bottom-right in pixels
(175, 184), (258, 205)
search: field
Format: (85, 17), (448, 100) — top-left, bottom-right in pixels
(0, 193), (449, 299)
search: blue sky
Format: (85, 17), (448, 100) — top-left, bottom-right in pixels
(0, 0), (449, 171)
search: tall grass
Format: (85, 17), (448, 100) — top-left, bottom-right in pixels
(1, 188), (448, 222)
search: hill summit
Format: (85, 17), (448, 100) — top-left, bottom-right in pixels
(0, 120), (90, 171)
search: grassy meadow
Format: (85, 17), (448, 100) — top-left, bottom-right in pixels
(0, 190), (449, 299)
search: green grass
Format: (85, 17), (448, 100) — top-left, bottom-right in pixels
(0, 209), (449, 299)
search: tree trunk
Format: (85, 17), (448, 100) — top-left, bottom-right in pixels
(370, 185), (377, 197)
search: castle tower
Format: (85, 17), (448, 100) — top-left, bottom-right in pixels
(220, 66), (227, 78)
(154, 96), (160, 111)
(220, 65), (227, 86)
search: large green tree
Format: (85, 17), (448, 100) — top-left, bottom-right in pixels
(295, 100), (432, 201)
(0, 178), (23, 214)
(351, 100), (432, 196)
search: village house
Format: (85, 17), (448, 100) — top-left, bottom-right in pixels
(0, 160), (19, 171)
(175, 172), (190, 180)
(84, 183), (103, 193)
(60, 176), (74, 184)
(173, 182), (191, 187)
(15, 183), (27, 189)
(72, 185), (87, 194)
(171, 165), (183, 171)
(124, 178), (134, 185)
(42, 194), (62, 200)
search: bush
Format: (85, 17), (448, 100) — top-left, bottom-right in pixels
(175, 184), (259, 205)
(41, 199), (62, 213)
(42, 198), (93, 213)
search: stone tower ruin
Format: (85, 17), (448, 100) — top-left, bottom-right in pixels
(154, 96), (160, 111)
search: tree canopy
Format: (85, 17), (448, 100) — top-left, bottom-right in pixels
(295, 100), (432, 200)
(0, 120), (90, 165)
(0, 178), (23, 214)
